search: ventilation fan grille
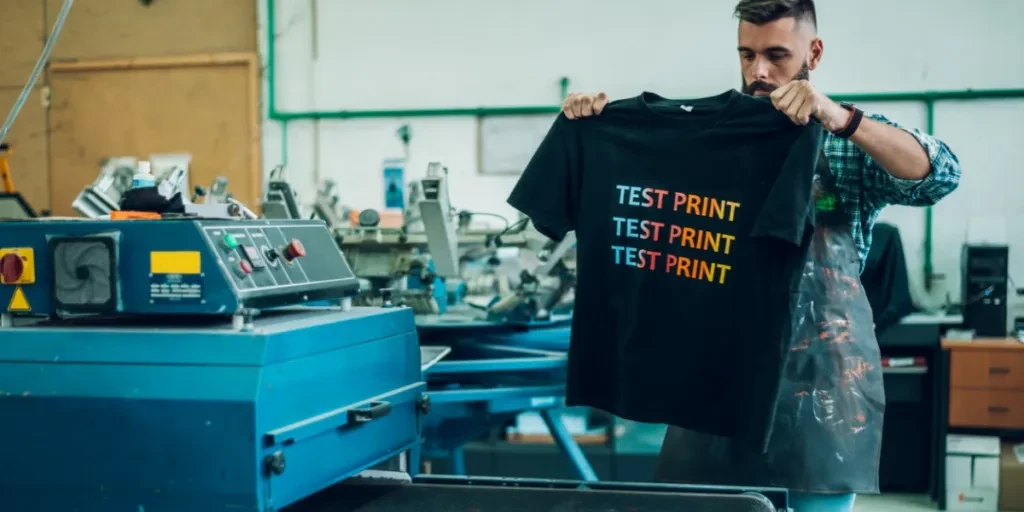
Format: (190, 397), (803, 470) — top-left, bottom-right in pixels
(51, 237), (117, 313)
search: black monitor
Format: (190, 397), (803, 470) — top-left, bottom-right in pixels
(0, 192), (37, 219)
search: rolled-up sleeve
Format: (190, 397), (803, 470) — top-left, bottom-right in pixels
(861, 113), (962, 207)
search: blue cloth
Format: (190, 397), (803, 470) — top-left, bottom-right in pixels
(790, 492), (857, 511)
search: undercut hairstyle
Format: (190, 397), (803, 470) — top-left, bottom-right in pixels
(734, 0), (817, 30)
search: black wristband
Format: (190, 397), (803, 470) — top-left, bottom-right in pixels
(833, 104), (863, 139)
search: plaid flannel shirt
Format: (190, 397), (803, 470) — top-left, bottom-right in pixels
(823, 112), (962, 271)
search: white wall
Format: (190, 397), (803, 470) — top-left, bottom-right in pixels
(257, 0), (1024, 310)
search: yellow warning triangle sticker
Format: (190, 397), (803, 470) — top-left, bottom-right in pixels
(7, 286), (30, 312)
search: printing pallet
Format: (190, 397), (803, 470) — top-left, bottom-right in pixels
(288, 475), (788, 512)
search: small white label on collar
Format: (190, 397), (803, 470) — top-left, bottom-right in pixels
(679, 104), (694, 112)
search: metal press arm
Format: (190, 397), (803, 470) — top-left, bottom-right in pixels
(418, 162), (461, 278)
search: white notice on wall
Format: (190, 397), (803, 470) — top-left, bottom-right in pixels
(477, 114), (558, 175)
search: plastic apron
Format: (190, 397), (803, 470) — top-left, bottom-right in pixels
(654, 155), (886, 494)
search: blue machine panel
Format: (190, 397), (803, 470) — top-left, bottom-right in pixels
(382, 158), (405, 209)
(0, 219), (360, 317)
(0, 306), (425, 511)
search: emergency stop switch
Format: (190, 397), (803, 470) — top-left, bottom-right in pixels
(1, 254), (23, 283)
(283, 239), (306, 263)
(0, 249), (34, 285)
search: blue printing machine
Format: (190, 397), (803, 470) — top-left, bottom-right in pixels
(0, 218), (791, 511)
(0, 219), (424, 511)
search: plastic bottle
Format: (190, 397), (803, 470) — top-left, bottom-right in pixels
(132, 160), (156, 189)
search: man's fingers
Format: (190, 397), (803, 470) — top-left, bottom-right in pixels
(580, 96), (595, 117)
(570, 95), (585, 118)
(769, 83), (792, 106)
(562, 93), (577, 119)
(795, 97), (816, 125)
(787, 94), (808, 124)
(562, 93), (609, 119)
(774, 85), (801, 112)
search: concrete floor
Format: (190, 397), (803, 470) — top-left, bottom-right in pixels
(855, 493), (936, 511)
(855, 493), (1018, 512)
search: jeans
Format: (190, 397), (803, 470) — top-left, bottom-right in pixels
(789, 492), (856, 511)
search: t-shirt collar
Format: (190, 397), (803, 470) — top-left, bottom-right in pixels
(638, 89), (741, 131)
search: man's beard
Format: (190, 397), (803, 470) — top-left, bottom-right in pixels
(742, 62), (811, 95)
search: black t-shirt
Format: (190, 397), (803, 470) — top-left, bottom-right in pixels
(507, 90), (824, 451)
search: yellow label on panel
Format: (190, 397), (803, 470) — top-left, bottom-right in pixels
(0, 247), (35, 284)
(7, 286), (30, 312)
(150, 251), (202, 275)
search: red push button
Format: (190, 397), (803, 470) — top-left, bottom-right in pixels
(0, 253), (24, 284)
(238, 260), (253, 276)
(284, 239), (306, 262)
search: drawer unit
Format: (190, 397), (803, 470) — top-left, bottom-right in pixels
(947, 341), (1024, 429)
(950, 350), (1024, 390)
(949, 389), (1024, 428)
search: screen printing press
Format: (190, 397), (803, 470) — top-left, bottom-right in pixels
(0, 218), (793, 511)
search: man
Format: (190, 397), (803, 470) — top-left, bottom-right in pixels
(559, 0), (961, 510)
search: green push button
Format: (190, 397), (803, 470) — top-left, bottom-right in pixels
(223, 234), (239, 249)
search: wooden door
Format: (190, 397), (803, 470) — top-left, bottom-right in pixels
(0, 0), (49, 211)
(0, 88), (50, 212)
(45, 0), (257, 61)
(47, 54), (262, 216)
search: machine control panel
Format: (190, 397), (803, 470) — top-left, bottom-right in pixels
(0, 219), (358, 317)
(200, 220), (358, 307)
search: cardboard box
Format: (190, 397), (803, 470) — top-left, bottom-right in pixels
(1001, 441), (1024, 512)
(946, 435), (1000, 511)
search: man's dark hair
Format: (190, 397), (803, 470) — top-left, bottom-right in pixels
(734, 0), (817, 29)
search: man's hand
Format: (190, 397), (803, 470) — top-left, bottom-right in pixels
(769, 80), (851, 131)
(562, 92), (609, 120)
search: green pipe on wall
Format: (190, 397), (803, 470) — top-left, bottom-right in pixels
(924, 100), (936, 289)
(832, 89), (1024, 102)
(267, 0), (1024, 121)
(266, 0), (1024, 120)
(265, 0), (1024, 289)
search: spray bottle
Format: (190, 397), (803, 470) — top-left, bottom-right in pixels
(132, 160), (156, 189)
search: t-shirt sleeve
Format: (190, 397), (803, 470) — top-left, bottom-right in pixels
(507, 115), (581, 241)
(749, 123), (824, 244)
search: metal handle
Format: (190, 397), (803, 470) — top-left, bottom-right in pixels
(988, 405), (1010, 414)
(348, 401), (392, 424)
(989, 366), (1011, 375)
